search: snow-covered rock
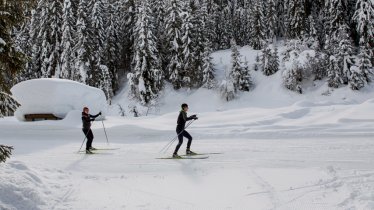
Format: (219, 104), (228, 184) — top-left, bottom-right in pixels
(11, 78), (107, 121)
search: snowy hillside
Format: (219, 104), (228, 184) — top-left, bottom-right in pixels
(2, 58), (374, 209)
(1, 97), (374, 209)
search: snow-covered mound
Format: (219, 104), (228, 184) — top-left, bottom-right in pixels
(11, 78), (107, 121)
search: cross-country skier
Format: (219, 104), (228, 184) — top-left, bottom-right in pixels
(82, 107), (101, 154)
(173, 103), (198, 158)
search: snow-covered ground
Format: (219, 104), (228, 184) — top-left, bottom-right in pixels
(2, 46), (374, 209)
(2, 98), (374, 209)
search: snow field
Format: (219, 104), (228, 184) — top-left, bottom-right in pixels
(2, 99), (374, 209)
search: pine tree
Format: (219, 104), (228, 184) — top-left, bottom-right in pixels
(349, 65), (366, 90)
(32, 0), (63, 78)
(250, 0), (266, 50)
(128, 0), (163, 105)
(356, 39), (373, 83)
(230, 39), (242, 91)
(202, 40), (216, 89)
(180, 5), (194, 88)
(284, 61), (303, 94)
(287, 0), (307, 39)
(336, 24), (355, 85)
(60, 0), (75, 79)
(165, 0), (183, 89)
(353, 0), (374, 64)
(0, 145), (13, 163)
(304, 14), (319, 49)
(239, 59), (253, 91)
(266, 0), (277, 42)
(88, 0), (113, 99)
(0, 0), (35, 116)
(261, 45), (279, 76)
(353, 0), (374, 42)
(327, 55), (344, 88)
(74, 0), (92, 83)
(105, 3), (122, 94)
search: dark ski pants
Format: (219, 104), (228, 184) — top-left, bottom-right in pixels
(82, 129), (94, 150)
(174, 128), (192, 154)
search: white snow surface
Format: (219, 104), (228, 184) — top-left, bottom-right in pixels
(2, 46), (374, 209)
(11, 78), (107, 121)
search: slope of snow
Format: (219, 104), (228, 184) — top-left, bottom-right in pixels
(2, 46), (374, 209)
(1, 98), (374, 209)
(111, 45), (374, 116)
(11, 78), (107, 121)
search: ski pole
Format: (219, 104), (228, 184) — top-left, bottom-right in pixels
(102, 120), (109, 145)
(78, 123), (94, 153)
(160, 120), (194, 153)
(160, 119), (195, 153)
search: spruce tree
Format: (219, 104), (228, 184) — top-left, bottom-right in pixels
(287, 0), (307, 39)
(266, 0), (277, 43)
(202, 40), (216, 89)
(327, 55), (344, 88)
(0, 0), (35, 116)
(88, 0), (113, 99)
(165, 0), (183, 89)
(74, 0), (92, 83)
(128, 0), (163, 105)
(60, 0), (75, 79)
(180, 5), (194, 88)
(261, 45), (279, 76)
(250, 0), (266, 50)
(353, 0), (374, 64)
(284, 61), (303, 94)
(0, 145), (13, 163)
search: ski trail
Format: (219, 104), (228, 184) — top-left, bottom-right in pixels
(248, 168), (281, 209)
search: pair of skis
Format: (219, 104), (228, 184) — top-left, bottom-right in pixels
(156, 152), (222, 159)
(78, 148), (119, 154)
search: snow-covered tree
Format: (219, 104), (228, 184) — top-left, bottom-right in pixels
(349, 65), (366, 90)
(250, 0), (266, 50)
(220, 78), (235, 101)
(0, 0), (34, 116)
(202, 41), (216, 89)
(105, 3), (122, 93)
(0, 145), (13, 163)
(60, 0), (75, 79)
(262, 45), (279, 76)
(165, 0), (183, 89)
(180, 6), (194, 88)
(239, 59), (253, 92)
(87, 0), (113, 99)
(33, 0), (63, 78)
(229, 39), (252, 92)
(287, 0), (307, 39)
(353, 0), (374, 64)
(128, 0), (163, 105)
(284, 61), (303, 94)
(266, 0), (277, 42)
(327, 55), (344, 88)
(356, 40), (373, 82)
(74, 0), (91, 83)
(353, 0), (374, 43)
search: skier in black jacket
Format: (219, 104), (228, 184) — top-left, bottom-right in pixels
(173, 103), (198, 158)
(82, 107), (101, 154)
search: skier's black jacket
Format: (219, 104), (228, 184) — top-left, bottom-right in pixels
(82, 112), (100, 130)
(177, 111), (195, 130)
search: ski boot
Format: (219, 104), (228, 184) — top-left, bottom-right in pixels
(186, 149), (197, 156)
(89, 147), (97, 150)
(172, 153), (182, 159)
(86, 150), (94, 154)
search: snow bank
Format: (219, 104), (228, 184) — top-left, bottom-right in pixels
(11, 78), (107, 121)
(0, 161), (47, 210)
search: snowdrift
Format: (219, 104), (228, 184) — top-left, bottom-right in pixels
(11, 78), (107, 121)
